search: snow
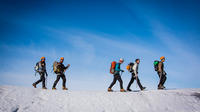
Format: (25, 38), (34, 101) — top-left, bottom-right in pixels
(0, 86), (200, 112)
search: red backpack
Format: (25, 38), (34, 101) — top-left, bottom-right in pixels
(110, 61), (116, 74)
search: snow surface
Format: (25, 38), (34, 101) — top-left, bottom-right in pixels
(0, 86), (200, 112)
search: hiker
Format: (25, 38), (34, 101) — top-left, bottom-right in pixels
(157, 56), (167, 89)
(126, 59), (146, 91)
(32, 57), (48, 89)
(108, 58), (125, 92)
(52, 57), (70, 90)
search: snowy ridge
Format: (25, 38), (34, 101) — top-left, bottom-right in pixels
(0, 86), (200, 112)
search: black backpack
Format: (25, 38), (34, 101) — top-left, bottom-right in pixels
(154, 60), (159, 71)
(127, 62), (134, 73)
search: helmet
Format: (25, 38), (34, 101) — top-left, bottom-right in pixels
(41, 57), (45, 60)
(60, 57), (64, 60)
(119, 58), (124, 62)
(160, 56), (165, 60)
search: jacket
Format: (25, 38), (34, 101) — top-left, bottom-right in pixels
(158, 61), (164, 73)
(114, 63), (123, 74)
(132, 62), (139, 76)
(37, 61), (46, 73)
(57, 63), (70, 74)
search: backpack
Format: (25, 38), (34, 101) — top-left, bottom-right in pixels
(34, 62), (42, 73)
(53, 61), (61, 73)
(154, 60), (159, 71)
(110, 61), (116, 74)
(126, 62), (134, 73)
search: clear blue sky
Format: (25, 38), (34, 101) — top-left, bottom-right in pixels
(0, 0), (200, 90)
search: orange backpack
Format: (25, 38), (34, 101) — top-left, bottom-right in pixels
(110, 61), (116, 74)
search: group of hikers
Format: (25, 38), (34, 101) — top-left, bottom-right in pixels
(108, 56), (167, 92)
(33, 57), (70, 90)
(32, 56), (167, 92)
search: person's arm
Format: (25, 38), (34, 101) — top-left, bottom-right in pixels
(64, 64), (70, 72)
(44, 64), (48, 76)
(65, 64), (70, 69)
(45, 70), (48, 76)
(115, 63), (124, 72)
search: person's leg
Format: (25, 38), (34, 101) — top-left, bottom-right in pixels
(61, 74), (66, 88)
(41, 73), (46, 88)
(116, 75), (124, 89)
(158, 72), (162, 88)
(34, 73), (43, 85)
(136, 77), (143, 90)
(127, 75), (135, 90)
(53, 75), (61, 88)
(161, 75), (167, 87)
(109, 75), (117, 89)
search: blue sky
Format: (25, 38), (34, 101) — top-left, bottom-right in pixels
(0, 0), (200, 90)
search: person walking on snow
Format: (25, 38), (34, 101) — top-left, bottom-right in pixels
(108, 58), (125, 92)
(32, 57), (48, 89)
(157, 56), (167, 89)
(127, 59), (146, 91)
(52, 57), (70, 90)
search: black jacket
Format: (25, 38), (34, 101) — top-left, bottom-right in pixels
(57, 63), (69, 73)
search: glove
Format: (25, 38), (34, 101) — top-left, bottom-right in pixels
(121, 70), (124, 72)
(46, 73), (48, 77)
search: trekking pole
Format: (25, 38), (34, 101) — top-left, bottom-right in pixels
(121, 71), (123, 76)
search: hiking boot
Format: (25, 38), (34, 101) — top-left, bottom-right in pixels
(62, 87), (68, 90)
(52, 87), (57, 90)
(161, 85), (166, 89)
(141, 87), (146, 91)
(158, 85), (164, 90)
(127, 88), (132, 91)
(42, 87), (47, 90)
(32, 83), (36, 88)
(108, 88), (113, 92)
(120, 89), (126, 92)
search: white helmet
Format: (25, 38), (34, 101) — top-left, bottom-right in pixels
(119, 58), (124, 62)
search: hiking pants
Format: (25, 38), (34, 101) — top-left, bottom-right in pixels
(109, 73), (124, 89)
(34, 72), (46, 88)
(158, 72), (167, 87)
(127, 73), (143, 90)
(53, 73), (66, 88)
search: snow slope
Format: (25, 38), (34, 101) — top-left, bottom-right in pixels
(0, 86), (200, 112)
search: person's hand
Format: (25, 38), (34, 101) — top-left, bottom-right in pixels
(46, 73), (48, 77)
(67, 64), (70, 67)
(121, 70), (124, 72)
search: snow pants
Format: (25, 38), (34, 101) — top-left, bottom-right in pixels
(127, 73), (143, 90)
(158, 71), (167, 87)
(34, 72), (46, 88)
(53, 73), (66, 88)
(109, 73), (124, 89)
